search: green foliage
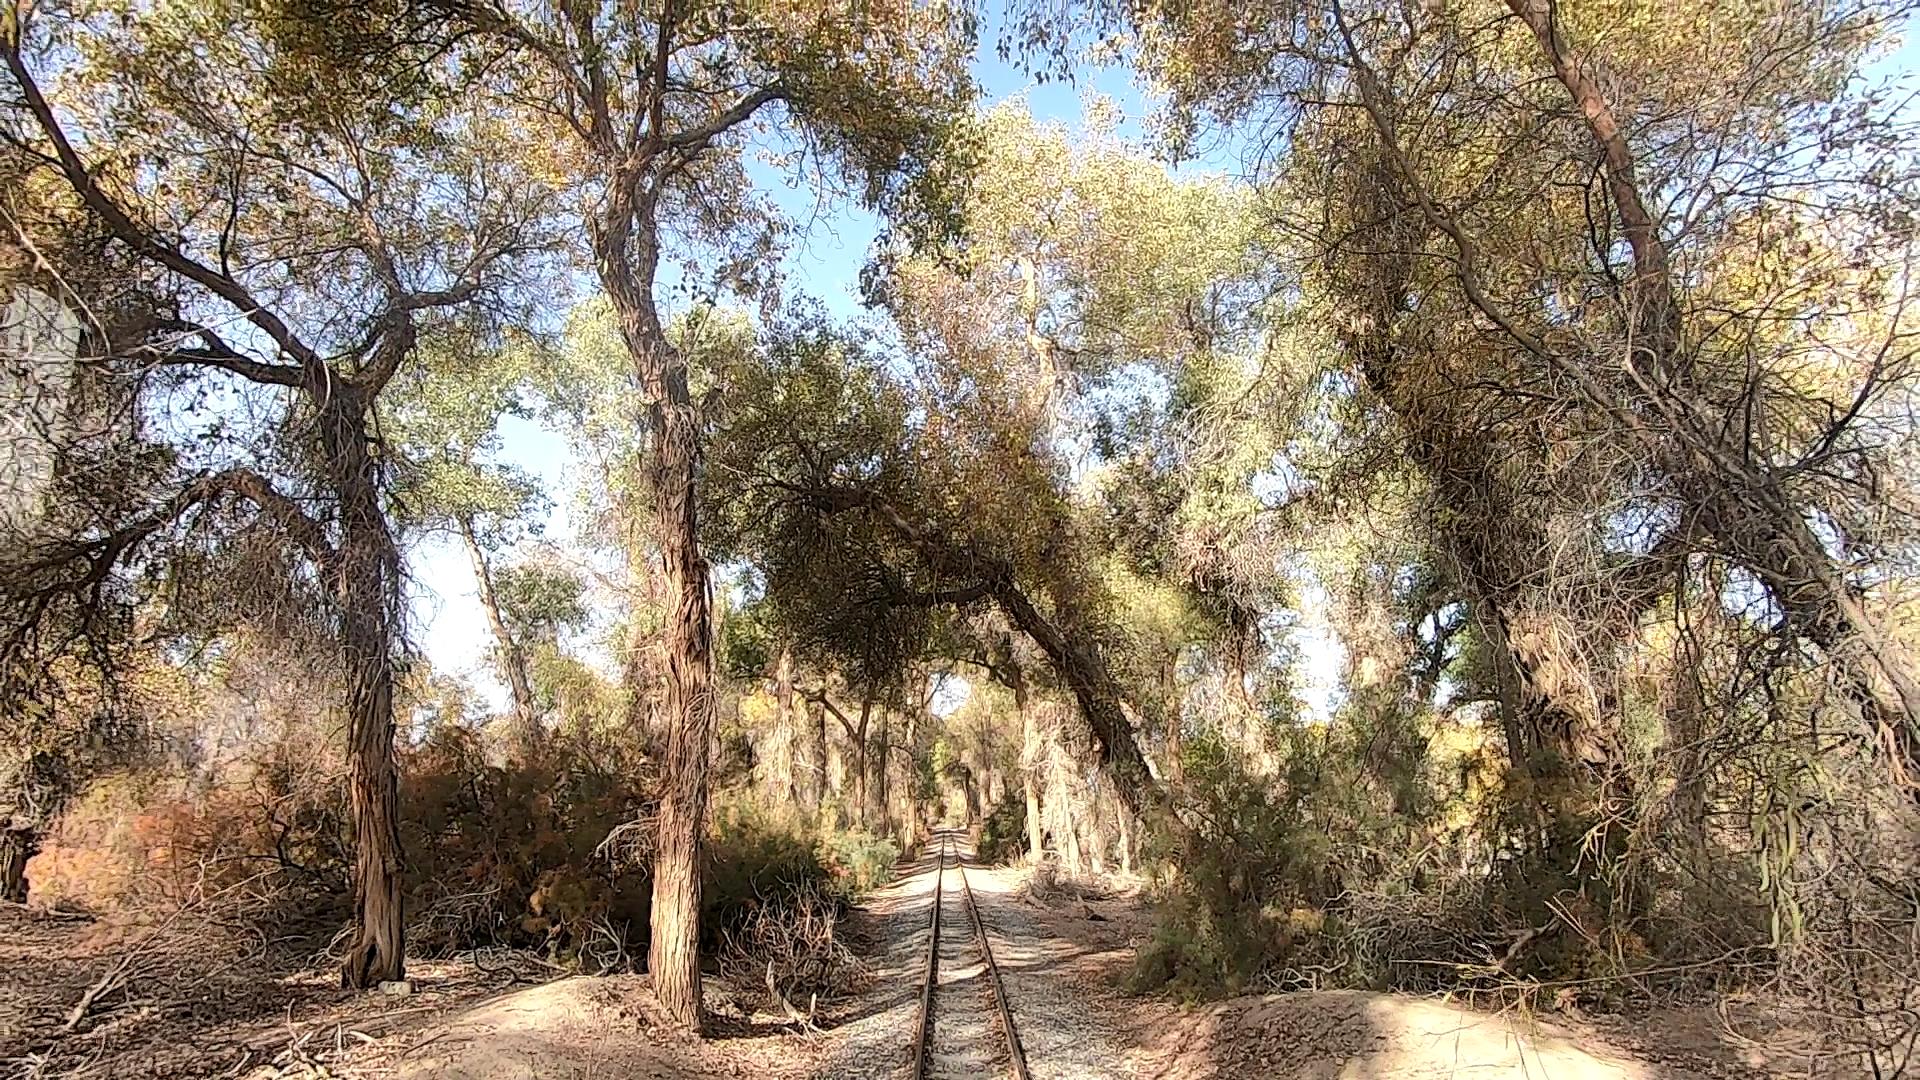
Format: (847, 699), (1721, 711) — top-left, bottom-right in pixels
(976, 790), (1028, 865)
(704, 801), (834, 949)
(386, 330), (550, 542)
(705, 313), (937, 687)
(820, 828), (901, 893)
(1131, 715), (1455, 999)
(717, 599), (775, 683)
(494, 563), (588, 643)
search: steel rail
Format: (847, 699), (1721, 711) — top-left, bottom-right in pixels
(955, 852), (1031, 1080)
(910, 829), (1030, 1080)
(908, 833), (945, 1077)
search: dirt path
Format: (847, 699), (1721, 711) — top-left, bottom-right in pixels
(964, 861), (1146, 1080)
(810, 841), (945, 1080)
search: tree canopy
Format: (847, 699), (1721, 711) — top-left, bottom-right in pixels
(5, 0), (1920, 1069)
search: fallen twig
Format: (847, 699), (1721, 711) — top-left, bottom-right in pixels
(60, 954), (133, 1034)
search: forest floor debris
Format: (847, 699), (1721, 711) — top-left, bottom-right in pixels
(0, 870), (1856, 1079)
(0, 904), (844, 1080)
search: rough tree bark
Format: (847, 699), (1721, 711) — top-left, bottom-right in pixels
(1015, 673), (1045, 861)
(0, 825), (32, 903)
(4, 47), (431, 985)
(774, 647), (800, 805)
(871, 706), (891, 832)
(328, 393), (408, 990)
(597, 175), (717, 1029)
(852, 695), (872, 828)
(805, 696), (828, 810)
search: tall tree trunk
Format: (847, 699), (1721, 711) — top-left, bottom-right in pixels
(900, 712), (920, 848)
(0, 825), (32, 903)
(599, 190), (716, 1032)
(1061, 792), (1083, 874)
(805, 696), (827, 811)
(1016, 676), (1044, 861)
(1160, 657), (1184, 785)
(872, 708), (891, 834)
(458, 514), (538, 750)
(328, 398), (406, 990)
(773, 648), (798, 803)
(640, 372), (713, 1032)
(852, 696), (872, 829)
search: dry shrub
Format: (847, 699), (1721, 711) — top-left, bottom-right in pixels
(714, 877), (861, 1018)
(32, 722), (658, 964)
(1131, 713), (1784, 1006)
(702, 799), (896, 1010)
(30, 726), (349, 946)
(401, 725), (656, 963)
(33, 728), (901, 1006)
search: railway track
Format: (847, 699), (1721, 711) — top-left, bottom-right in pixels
(909, 829), (1029, 1080)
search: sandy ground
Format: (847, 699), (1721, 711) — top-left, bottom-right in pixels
(2, 854), (1832, 1080)
(0, 904), (844, 1079)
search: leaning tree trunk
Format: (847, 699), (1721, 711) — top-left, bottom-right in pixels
(1503, 0), (1920, 789)
(329, 398), (407, 989)
(1329, 166), (1640, 911)
(990, 583), (1164, 815)
(459, 514), (538, 751)
(804, 696), (827, 811)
